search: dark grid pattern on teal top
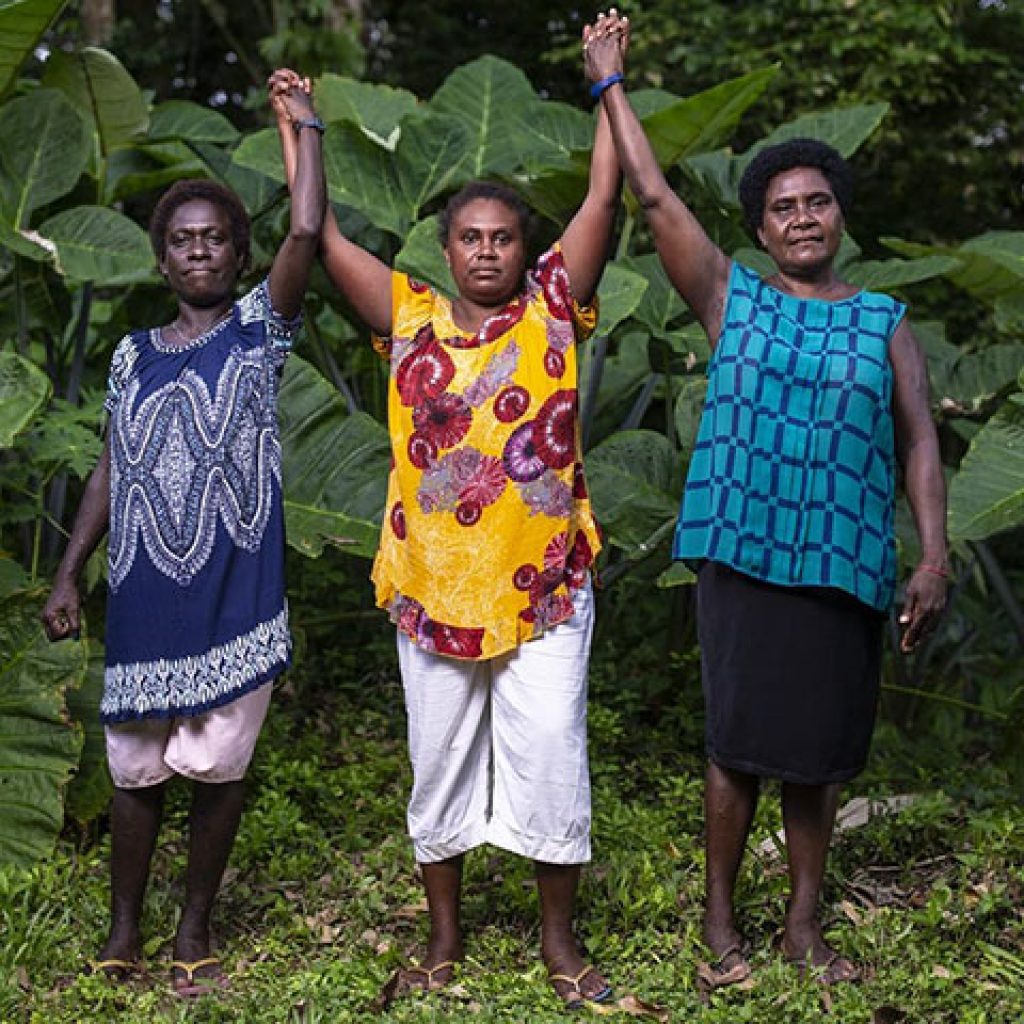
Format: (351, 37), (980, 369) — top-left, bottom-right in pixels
(673, 262), (906, 611)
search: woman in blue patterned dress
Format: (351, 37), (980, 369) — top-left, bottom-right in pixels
(40, 74), (325, 996)
(584, 16), (948, 986)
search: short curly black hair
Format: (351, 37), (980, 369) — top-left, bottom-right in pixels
(738, 138), (854, 239)
(437, 181), (533, 247)
(149, 178), (251, 270)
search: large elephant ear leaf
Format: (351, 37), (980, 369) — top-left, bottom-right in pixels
(279, 356), (390, 560)
(35, 206), (153, 284)
(948, 400), (1024, 542)
(429, 55), (538, 179)
(0, 351), (52, 448)
(314, 74), (418, 145)
(42, 46), (148, 157)
(0, 0), (68, 97)
(63, 651), (111, 824)
(0, 591), (87, 867)
(0, 88), (90, 226)
(585, 428), (682, 556)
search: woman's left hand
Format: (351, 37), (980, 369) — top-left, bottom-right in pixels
(898, 565), (949, 653)
(583, 9), (629, 84)
(267, 68), (314, 124)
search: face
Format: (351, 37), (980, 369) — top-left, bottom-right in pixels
(444, 199), (526, 307)
(756, 167), (844, 276)
(159, 198), (243, 306)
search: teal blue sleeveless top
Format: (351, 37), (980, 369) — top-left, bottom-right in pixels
(673, 262), (906, 611)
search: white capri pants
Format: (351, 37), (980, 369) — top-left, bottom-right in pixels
(399, 581), (594, 866)
(104, 681), (273, 789)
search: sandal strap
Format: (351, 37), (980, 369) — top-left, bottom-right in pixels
(171, 957), (221, 981)
(89, 958), (137, 972)
(549, 963), (602, 993)
(407, 960), (456, 986)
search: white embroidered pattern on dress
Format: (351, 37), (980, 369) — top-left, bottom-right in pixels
(101, 608), (291, 720)
(108, 344), (282, 588)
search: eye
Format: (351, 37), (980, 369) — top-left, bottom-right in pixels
(495, 231), (513, 246)
(460, 230), (479, 244)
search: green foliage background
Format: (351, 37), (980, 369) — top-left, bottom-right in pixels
(0, 0), (1022, 1019)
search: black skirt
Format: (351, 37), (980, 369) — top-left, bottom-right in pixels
(696, 561), (884, 785)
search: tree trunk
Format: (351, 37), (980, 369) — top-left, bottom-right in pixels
(80, 0), (116, 46)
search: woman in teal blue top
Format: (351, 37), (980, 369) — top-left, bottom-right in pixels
(585, 15), (948, 987)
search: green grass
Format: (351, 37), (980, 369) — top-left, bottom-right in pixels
(4, 635), (1024, 1023)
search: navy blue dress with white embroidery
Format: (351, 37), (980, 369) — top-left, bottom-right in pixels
(101, 280), (297, 723)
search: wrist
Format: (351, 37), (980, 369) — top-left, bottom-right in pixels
(590, 72), (624, 101)
(291, 115), (325, 135)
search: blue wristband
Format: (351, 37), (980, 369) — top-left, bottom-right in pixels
(590, 72), (624, 100)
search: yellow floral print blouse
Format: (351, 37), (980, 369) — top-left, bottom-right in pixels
(371, 244), (602, 660)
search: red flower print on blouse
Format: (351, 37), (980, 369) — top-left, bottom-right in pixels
(493, 385), (530, 423)
(390, 501), (407, 540)
(408, 432), (438, 469)
(455, 501), (482, 526)
(503, 421), (547, 482)
(544, 348), (566, 379)
(413, 393), (472, 450)
(457, 453), (507, 507)
(513, 563), (539, 591)
(572, 462), (589, 499)
(535, 249), (573, 321)
(544, 532), (568, 571)
(432, 621), (485, 658)
(532, 390), (577, 470)
(396, 330), (455, 406)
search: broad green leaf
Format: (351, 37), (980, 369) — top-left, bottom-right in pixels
(148, 100), (238, 144)
(621, 253), (687, 334)
(0, 259), (71, 337)
(0, 215), (54, 261)
(673, 373), (707, 453)
(885, 232), (1024, 303)
(948, 402), (1024, 541)
(0, 88), (89, 226)
(514, 101), (593, 175)
(940, 344), (1024, 411)
(630, 88), (682, 120)
(995, 292), (1024, 335)
(430, 55), (539, 179)
(0, 350), (51, 447)
(0, 556), (29, 598)
(846, 254), (961, 291)
(0, 590), (86, 867)
(657, 560), (696, 588)
(279, 356), (390, 560)
(395, 215), (455, 297)
(394, 111), (470, 215)
(315, 74), (418, 146)
(585, 428), (682, 555)
(25, 398), (104, 477)
(0, 0), (67, 97)
(596, 263), (648, 337)
(643, 65), (778, 170)
(63, 650), (110, 824)
(515, 156), (590, 229)
(687, 102), (889, 208)
(35, 205), (153, 283)
(107, 143), (207, 203)
(42, 47), (148, 155)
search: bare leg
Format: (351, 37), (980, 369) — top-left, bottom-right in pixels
(781, 781), (858, 982)
(537, 861), (609, 1003)
(418, 855), (464, 979)
(172, 779), (245, 984)
(98, 783), (166, 969)
(703, 761), (759, 962)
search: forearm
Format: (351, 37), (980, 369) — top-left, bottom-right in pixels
(904, 440), (948, 564)
(600, 84), (670, 210)
(288, 123), (326, 242)
(54, 447), (110, 584)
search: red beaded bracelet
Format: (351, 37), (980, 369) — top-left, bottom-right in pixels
(919, 563), (951, 579)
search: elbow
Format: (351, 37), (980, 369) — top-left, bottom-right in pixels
(288, 220), (323, 246)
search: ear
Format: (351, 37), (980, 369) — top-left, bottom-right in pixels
(756, 226), (766, 249)
(442, 246), (451, 268)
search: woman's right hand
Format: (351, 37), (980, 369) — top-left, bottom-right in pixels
(40, 577), (81, 642)
(267, 67), (313, 126)
(583, 9), (628, 84)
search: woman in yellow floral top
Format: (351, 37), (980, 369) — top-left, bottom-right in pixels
(273, 20), (623, 1008)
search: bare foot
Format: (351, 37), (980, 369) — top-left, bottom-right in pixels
(783, 918), (860, 985)
(543, 937), (612, 1008)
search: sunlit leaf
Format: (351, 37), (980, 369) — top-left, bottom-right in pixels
(0, 350), (51, 447)
(596, 263), (648, 337)
(0, 0), (67, 97)
(395, 215), (455, 297)
(948, 403), (1024, 541)
(315, 74), (418, 146)
(0, 88), (89, 226)
(35, 205), (152, 283)
(621, 253), (687, 335)
(279, 356), (389, 560)
(148, 99), (238, 144)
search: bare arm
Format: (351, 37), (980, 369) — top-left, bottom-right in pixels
(890, 318), (948, 653)
(264, 72), (326, 319)
(559, 95), (622, 305)
(40, 437), (111, 641)
(269, 70), (392, 335)
(583, 13), (730, 341)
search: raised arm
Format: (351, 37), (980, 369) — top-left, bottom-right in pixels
(40, 437), (111, 642)
(269, 69), (392, 335)
(890, 319), (949, 653)
(558, 18), (623, 305)
(264, 72), (325, 320)
(583, 12), (731, 341)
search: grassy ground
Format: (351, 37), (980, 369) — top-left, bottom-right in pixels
(4, 609), (1024, 1023)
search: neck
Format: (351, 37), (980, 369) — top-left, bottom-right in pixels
(450, 293), (512, 335)
(173, 300), (234, 337)
(768, 267), (852, 301)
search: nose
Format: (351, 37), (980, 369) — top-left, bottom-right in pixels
(477, 235), (497, 259)
(188, 236), (210, 259)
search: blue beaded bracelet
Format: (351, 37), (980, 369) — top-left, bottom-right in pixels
(590, 72), (624, 100)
